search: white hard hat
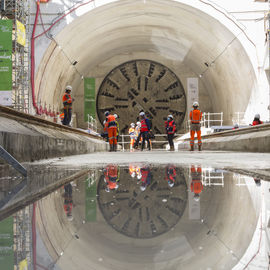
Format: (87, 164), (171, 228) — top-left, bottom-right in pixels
(168, 115), (173, 119)
(140, 185), (146, 191)
(114, 114), (118, 118)
(193, 101), (199, 107)
(131, 123), (135, 127)
(255, 114), (260, 119)
(234, 123), (239, 128)
(194, 193), (200, 202)
(139, 112), (145, 116)
(67, 215), (73, 221)
(168, 181), (174, 188)
(66, 85), (72, 91)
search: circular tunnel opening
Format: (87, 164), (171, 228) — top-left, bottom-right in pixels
(96, 59), (187, 134)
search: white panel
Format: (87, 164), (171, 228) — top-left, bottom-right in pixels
(0, 91), (12, 106)
(187, 77), (199, 112)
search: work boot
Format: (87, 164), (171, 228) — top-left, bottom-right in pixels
(109, 144), (113, 152)
(190, 145), (194, 151)
(170, 145), (175, 151)
(114, 144), (117, 152)
(198, 145), (202, 151)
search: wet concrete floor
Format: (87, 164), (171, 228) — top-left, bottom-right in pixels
(0, 160), (269, 269)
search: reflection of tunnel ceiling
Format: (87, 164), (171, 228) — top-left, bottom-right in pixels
(97, 166), (187, 238)
(97, 60), (186, 134)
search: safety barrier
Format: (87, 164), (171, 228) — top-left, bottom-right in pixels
(118, 133), (184, 152)
(87, 114), (98, 133)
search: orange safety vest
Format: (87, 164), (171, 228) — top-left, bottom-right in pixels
(107, 115), (117, 128)
(60, 113), (64, 121)
(62, 93), (72, 109)
(190, 109), (202, 123)
(191, 181), (203, 194)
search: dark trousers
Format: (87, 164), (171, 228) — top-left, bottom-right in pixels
(63, 108), (72, 126)
(134, 132), (142, 148)
(141, 131), (150, 150)
(167, 134), (174, 148)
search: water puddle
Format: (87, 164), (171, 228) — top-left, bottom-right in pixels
(0, 164), (269, 269)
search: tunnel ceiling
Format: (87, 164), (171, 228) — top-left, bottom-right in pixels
(36, 0), (257, 127)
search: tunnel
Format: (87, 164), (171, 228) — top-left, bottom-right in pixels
(34, 0), (257, 132)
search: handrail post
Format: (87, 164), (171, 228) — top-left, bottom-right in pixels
(221, 112), (223, 126)
(208, 112), (210, 128)
(122, 134), (125, 152)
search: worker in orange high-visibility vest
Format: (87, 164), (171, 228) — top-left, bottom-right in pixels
(104, 111), (118, 152)
(190, 165), (203, 202)
(189, 101), (203, 151)
(62, 85), (74, 126)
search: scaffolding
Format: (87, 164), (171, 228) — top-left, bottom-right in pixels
(13, 205), (33, 270)
(0, 0), (30, 113)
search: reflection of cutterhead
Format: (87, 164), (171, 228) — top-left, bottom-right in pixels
(190, 165), (203, 201)
(64, 183), (73, 221)
(104, 164), (119, 191)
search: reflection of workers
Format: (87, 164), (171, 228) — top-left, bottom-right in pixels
(190, 165), (203, 201)
(165, 165), (177, 187)
(189, 102), (202, 151)
(129, 123), (136, 151)
(140, 167), (151, 191)
(252, 114), (263, 126)
(129, 164), (136, 178)
(165, 115), (176, 151)
(139, 112), (151, 151)
(104, 164), (120, 192)
(62, 85), (74, 126)
(104, 111), (118, 152)
(63, 183), (73, 221)
(254, 178), (261, 186)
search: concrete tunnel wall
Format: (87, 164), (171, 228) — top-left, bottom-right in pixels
(34, 0), (258, 130)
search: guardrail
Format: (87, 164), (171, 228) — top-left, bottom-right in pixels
(118, 133), (184, 152)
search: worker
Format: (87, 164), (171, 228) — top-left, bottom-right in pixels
(114, 114), (120, 147)
(62, 85), (74, 126)
(165, 165), (177, 187)
(101, 119), (109, 142)
(165, 114), (176, 151)
(133, 121), (141, 149)
(104, 111), (117, 151)
(129, 123), (136, 151)
(63, 183), (73, 221)
(190, 165), (203, 202)
(104, 164), (119, 192)
(59, 112), (64, 124)
(189, 101), (202, 151)
(252, 114), (263, 126)
(232, 123), (239, 130)
(139, 112), (151, 151)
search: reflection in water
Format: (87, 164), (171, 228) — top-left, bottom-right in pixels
(98, 164), (187, 238)
(0, 164), (268, 270)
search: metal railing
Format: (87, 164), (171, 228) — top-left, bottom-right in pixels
(118, 133), (184, 152)
(184, 112), (224, 132)
(87, 114), (98, 133)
